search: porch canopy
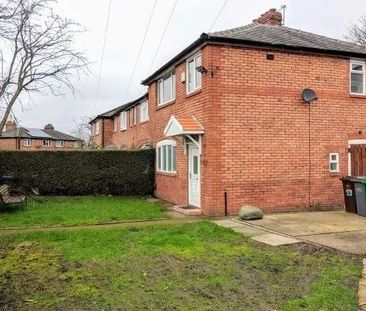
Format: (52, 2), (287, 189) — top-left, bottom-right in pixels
(164, 116), (204, 153)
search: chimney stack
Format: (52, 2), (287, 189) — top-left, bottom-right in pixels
(253, 8), (282, 26)
(44, 123), (54, 131)
(4, 120), (16, 132)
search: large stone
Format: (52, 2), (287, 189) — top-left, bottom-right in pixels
(239, 205), (264, 220)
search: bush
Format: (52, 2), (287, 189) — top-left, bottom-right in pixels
(0, 150), (155, 195)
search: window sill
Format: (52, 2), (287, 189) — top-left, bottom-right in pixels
(120, 128), (127, 132)
(329, 172), (340, 177)
(185, 88), (202, 99)
(139, 120), (149, 125)
(350, 94), (366, 99)
(156, 171), (177, 177)
(156, 100), (175, 111)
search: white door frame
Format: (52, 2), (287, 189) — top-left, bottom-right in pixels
(348, 139), (366, 176)
(188, 143), (201, 208)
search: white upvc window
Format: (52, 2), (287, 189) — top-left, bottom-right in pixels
(56, 140), (64, 148)
(350, 60), (365, 95)
(186, 53), (202, 94)
(95, 121), (100, 135)
(120, 111), (127, 130)
(140, 100), (149, 122)
(74, 141), (80, 148)
(156, 139), (177, 173)
(129, 107), (137, 127)
(329, 153), (339, 172)
(43, 140), (52, 147)
(23, 139), (32, 147)
(157, 72), (175, 106)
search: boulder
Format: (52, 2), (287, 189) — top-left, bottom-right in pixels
(239, 205), (264, 220)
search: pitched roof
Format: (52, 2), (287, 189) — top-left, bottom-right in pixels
(0, 127), (81, 141)
(89, 93), (148, 124)
(210, 23), (366, 55)
(142, 23), (366, 85)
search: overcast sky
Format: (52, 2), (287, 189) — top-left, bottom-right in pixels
(11, 0), (366, 133)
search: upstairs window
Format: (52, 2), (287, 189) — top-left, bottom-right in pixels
(129, 107), (137, 127)
(56, 140), (64, 148)
(43, 140), (52, 147)
(23, 139), (32, 147)
(158, 72), (175, 106)
(350, 60), (365, 95)
(156, 140), (177, 173)
(187, 53), (202, 94)
(140, 100), (149, 122)
(120, 111), (127, 130)
(329, 153), (339, 172)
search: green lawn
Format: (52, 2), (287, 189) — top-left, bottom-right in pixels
(0, 196), (167, 228)
(0, 222), (361, 310)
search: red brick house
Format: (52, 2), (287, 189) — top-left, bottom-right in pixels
(0, 121), (83, 150)
(91, 9), (366, 216)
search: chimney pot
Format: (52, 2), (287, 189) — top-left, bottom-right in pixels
(4, 120), (17, 132)
(253, 8), (282, 26)
(44, 123), (54, 130)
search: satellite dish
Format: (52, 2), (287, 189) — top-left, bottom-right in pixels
(302, 88), (318, 103)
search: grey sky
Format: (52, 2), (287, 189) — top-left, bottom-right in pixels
(12, 0), (366, 133)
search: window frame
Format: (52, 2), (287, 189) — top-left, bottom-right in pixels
(23, 139), (32, 147)
(55, 140), (64, 148)
(329, 153), (340, 173)
(120, 111), (127, 131)
(129, 107), (137, 127)
(156, 139), (177, 173)
(43, 139), (52, 147)
(140, 100), (149, 123)
(186, 53), (202, 94)
(350, 59), (366, 95)
(157, 71), (176, 106)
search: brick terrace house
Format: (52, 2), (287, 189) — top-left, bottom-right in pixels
(91, 9), (366, 216)
(0, 121), (83, 150)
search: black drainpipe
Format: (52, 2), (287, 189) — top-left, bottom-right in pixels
(224, 192), (228, 216)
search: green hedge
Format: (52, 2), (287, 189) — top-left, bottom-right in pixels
(0, 150), (155, 195)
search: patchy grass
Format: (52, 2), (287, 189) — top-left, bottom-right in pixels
(0, 222), (361, 310)
(0, 196), (167, 228)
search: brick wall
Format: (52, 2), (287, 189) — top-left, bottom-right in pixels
(216, 45), (365, 214)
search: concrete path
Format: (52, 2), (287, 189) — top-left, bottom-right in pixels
(0, 218), (202, 235)
(213, 219), (300, 246)
(247, 211), (366, 255)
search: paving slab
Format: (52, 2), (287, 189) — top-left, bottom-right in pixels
(303, 231), (366, 255)
(213, 219), (241, 228)
(252, 233), (300, 246)
(230, 225), (268, 237)
(249, 211), (366, 237)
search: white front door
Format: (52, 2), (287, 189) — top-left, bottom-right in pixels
(188, 144), (200, 207)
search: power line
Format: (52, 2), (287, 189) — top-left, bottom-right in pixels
(123, 0), (158, 101)
(148, 0), (179, 74)
(208, 0), (230, 33)
(93, 0), (113, 113)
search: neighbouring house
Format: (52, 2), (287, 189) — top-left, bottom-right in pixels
(0, 122), (83, 150)
(90, 8), (366, 216)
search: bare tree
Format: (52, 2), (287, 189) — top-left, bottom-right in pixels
(0, 0), (88, 133)
(70, 116), (91, 147)
(346, 15), (366, 47)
